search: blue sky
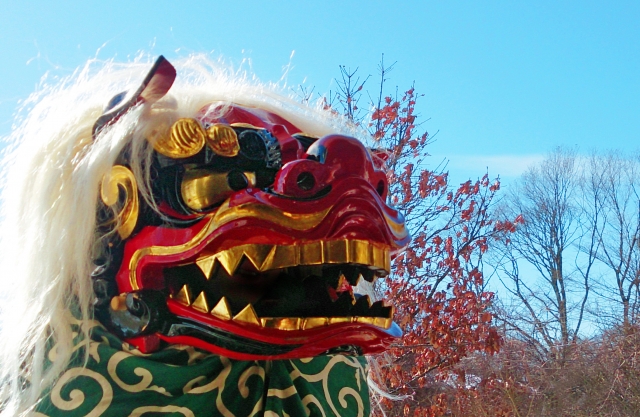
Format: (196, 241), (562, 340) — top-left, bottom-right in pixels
(2, 1), (639, 187)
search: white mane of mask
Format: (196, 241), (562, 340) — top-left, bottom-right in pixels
(0, 53), (372, 416)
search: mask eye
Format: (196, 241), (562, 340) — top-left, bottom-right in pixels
(152, 127), (283, 218)
(235, 128), (282, 170)
(238, 130), (268, 161)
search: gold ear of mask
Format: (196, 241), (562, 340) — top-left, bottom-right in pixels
(100, 165), (139, 240)
(206, 124), (240, 157)
(151, 118), (240, 159)
(152, 118), (205, 158)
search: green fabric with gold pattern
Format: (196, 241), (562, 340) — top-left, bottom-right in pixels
(35, 321), (370, 417)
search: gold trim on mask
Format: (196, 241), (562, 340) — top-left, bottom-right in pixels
(128, 202), (331, 290)
(100, 165), (139, 240)
(230, 122), (263, 130)
(181, 170), (237, 211)
(181, 170), (257, 211)
(194, 240), (390, 277)
(168, 295), (394, 331)
(212, 201), (331, 233)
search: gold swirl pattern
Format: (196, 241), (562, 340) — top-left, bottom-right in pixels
(238, 364), (266, 416)
(128, 405), (195, 417)
(100, 165), (139, 240)
(182, 356), (231, 395)
(38, 321), (370, 416)
(238, 364), (265, 398)
(182, 357), (237, 417)
(339, 387), (365, 417)
(107, 351), (171, 397)
(165, 344), (209, 365)
(267, 385), (299, 399)
(301, 395), (328, 417)
(50, 368), (113, 417)
(290, 355), (368, 417)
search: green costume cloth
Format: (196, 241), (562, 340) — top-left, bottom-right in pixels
(35, 320), (370, 417)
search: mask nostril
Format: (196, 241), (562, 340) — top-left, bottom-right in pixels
(297, 172), (315, 191)
(376, 180), (386, 197)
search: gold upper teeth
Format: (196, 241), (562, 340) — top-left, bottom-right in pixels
(195, 239), (390, 278)
(169, 239), (392, 331)
(169, 292), (393, 331)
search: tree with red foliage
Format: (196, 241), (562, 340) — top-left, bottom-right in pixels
(328, 59), (519, 415)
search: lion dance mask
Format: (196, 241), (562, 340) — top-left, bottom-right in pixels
(0, 56), (409, 417)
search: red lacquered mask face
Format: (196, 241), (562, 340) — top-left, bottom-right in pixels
(93, 57), (410, 360)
